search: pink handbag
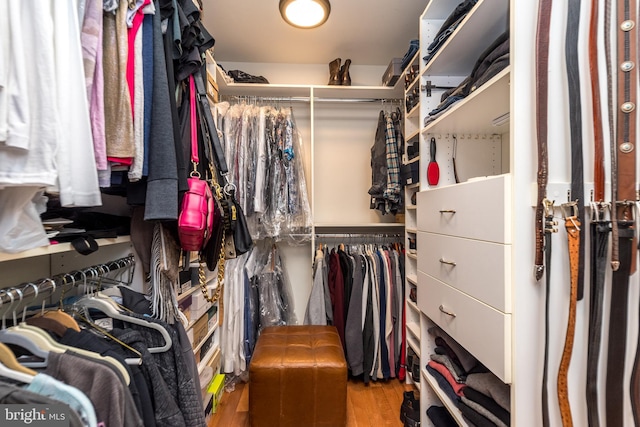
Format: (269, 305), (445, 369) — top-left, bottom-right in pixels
(178, 75), (214, 252)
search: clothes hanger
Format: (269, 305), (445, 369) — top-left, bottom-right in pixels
(74, 294), (172, 353)
(34, 277), (81, 332)
(0, 343), (35, 384)
(0, 289), (50, 368)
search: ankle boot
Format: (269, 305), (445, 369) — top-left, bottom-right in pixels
(340, 59), (351, 85)
(328, 58), (341, 85)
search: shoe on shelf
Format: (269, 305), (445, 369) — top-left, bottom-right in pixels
(340, 59), (352, 86)
(328, 58), (341, 85)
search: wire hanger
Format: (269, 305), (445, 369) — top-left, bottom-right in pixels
(74, 294), (172, 353)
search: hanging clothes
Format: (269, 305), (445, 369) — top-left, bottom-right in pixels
(221, 240), (297, 377)
(305, 239), (405, 383)
(215, 102), (312, 241)
(369, 109), (404, 215)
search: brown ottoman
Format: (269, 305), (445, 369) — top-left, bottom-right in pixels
(249, 325), (347, 427)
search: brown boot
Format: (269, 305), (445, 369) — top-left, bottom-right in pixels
(328, 58), (341, 85)
(340, 59), (351, 85)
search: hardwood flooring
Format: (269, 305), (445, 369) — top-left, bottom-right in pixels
(208, 377), (418, 427)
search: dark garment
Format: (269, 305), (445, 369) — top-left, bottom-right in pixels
(344, 254), (365, 376)
(163, 16), (188, 194)
(142, 14), (153, 177)
(463, 387), (510, 425)
(459, 400), (498, 427)
(465, 31), (509, 97)
(118, 286), (204, 414)
(368, 111), (388, 200)
(424, 0), (478, 62)
(338, 249), (353, 317)
(427, 405), (458, 427)
(376, 251), (390, 379)
(144, 0), (179, 221)
(0, 380), (84, 427)
(426, 365), (460, 405)
(58, 328), (155, 427)
(434, 337), (466, 373)
(328, 249), (346, 350)
(113, 328), (186, 427)
(121, 314), (206, 427)
(362, 255), (375, 384)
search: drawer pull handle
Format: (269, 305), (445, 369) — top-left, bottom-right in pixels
(439, 209), (456, 214)
(439, 305), (456, 317)
(439, 258), (457, 267)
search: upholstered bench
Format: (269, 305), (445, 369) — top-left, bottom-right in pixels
(249, 325), (347, 427)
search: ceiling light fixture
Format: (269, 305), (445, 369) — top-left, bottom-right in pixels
(279, 0), (331, 29)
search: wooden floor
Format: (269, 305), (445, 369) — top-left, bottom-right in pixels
(208, 377), (418, 427)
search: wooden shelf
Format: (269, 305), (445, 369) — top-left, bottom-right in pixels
(198, 347), (221, 375)
(407, 322), (421, 341)
(422, 0), (509, 77)
(424, 368), (471, 427)
(406, 299), (420, 314)
(216, 65), (404, 100)
(0, 236), (132, 263)
(422, 67), (510, 136)
(407, 103), (420, 119)
(407, 253), (418, 261)
(193, 322), (219, 355)
(406, 228), (417, 234)
(407, 274), (418, 285)
(406, 205), (417, 211)
(407, 334), (421, 359)
(406, 129), (420, 141)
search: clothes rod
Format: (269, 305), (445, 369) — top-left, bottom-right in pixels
(0, 254), (136, 306)
(221, 96), (402, 104)
(315, 233), (402, 239)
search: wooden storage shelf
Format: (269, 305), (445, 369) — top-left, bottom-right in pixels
(0, 236), (132, 263)
(423, 368), (470, 427)
(421, 0), (508, 77)
(422, 67), (510, 136)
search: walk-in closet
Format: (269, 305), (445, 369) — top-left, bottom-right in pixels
(1, 0), (639, 426)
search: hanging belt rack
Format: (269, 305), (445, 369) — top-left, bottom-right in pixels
(0, 254), (136, 306)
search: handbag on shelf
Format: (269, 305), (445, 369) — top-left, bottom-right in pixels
(177, 75), (216, 253)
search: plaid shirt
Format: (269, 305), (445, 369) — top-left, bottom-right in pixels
(383, 114), (401, 209)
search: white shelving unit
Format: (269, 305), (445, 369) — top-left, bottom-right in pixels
(415, 0), (512, 425)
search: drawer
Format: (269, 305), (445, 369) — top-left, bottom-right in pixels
(417, 271), (511, 383)
(417, 231), (511, 313)
(416, 174), (511, 243)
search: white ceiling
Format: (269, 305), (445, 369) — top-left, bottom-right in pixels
(202, 0), (427, 66)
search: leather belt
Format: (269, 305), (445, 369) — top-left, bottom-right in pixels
(606, 0), (638, 424)
(542, 200), (556, 427)
(558, 205), (581, 427)
(585, 2), (609, 426)
(566, 0), (586, 302)
(606, 222), (635, 426)
(556, 2), (585, 425)
(534, 0), (553, 282)
(586, 215), (610, 427)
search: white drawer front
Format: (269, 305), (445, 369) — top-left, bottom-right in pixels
(417, 272), (511, 383)
(417, 232), (511, 313)
(416, 174), (511, 243)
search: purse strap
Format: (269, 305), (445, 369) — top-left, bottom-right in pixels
(193, 71), (229, 177)
(189, 74), (199, 171)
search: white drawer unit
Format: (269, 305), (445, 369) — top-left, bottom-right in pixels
(417, 231), (511, 313)
(416, 174), (512, 244)
(417, 271), (512, 383)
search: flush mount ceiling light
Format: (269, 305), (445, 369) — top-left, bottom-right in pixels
(279, 0), (331, 29)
